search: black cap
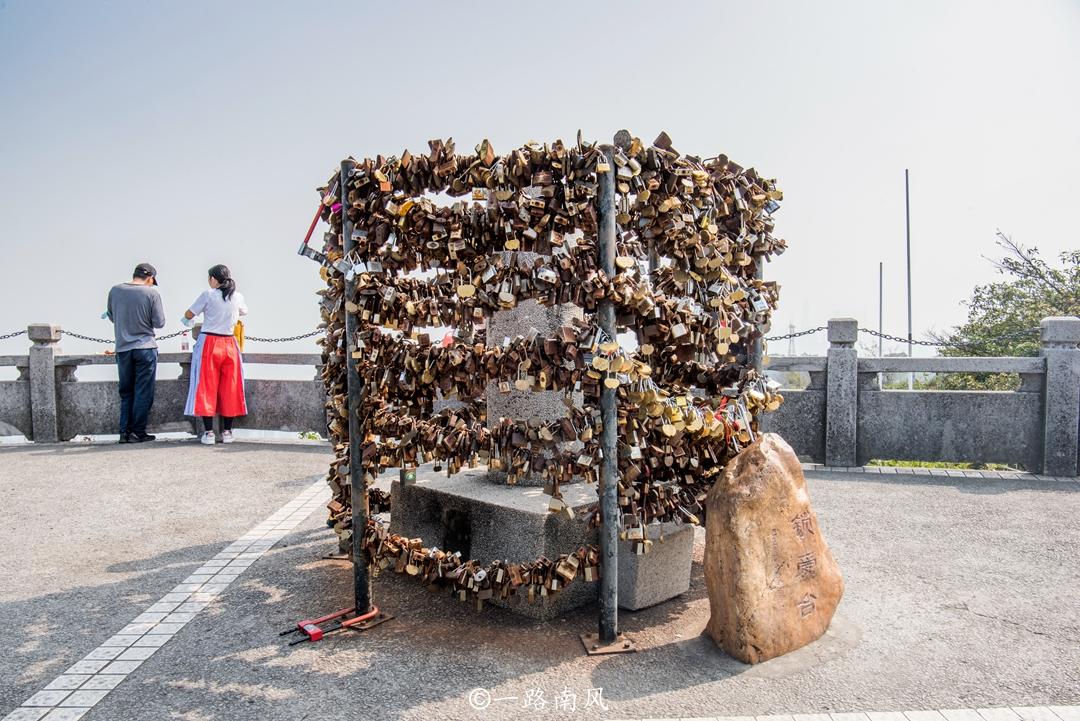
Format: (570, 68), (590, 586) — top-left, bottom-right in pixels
(133, 263), (158, 285)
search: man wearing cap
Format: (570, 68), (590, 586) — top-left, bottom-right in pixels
(106, 263), (166, 443)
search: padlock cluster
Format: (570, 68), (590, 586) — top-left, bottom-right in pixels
(311, 131), (787, 607)
(361, 524), (601, 612)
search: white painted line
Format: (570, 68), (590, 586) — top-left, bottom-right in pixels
(1010, 709), (1064, 721)
(2, 478), (327, 721)
(40, 678), (87, 692)
(41, 710), (89, 721)
(906, 712), (948, 721)
(978, 710), (1022, 721)
(2, 710), (49, 721)
(941, 711), (984, 721)
(603, 711), (1080, 721)
(1050, 710), (1080, 721)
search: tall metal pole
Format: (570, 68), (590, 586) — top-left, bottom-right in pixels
(905, 169), (913, 390)
(879, 261), (884, 357)
(596, 144), (619, 644)
(341, 159), (372, 614)
(878, 261), (884, 388)
(749, 254), (766, 424)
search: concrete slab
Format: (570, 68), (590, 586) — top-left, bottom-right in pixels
(388, 465), (694, 617)
(4, 448), (1080, 721)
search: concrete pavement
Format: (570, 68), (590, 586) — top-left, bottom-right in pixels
(1, 441), (1078, 721)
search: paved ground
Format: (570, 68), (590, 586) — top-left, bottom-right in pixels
(1, 441), (1078, 721)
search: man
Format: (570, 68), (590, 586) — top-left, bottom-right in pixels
(107, 263), (166, 443)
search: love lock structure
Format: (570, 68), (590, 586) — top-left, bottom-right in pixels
(301, 130), (787, 651)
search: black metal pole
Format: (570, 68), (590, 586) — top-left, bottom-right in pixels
(750, 254), (765, 424)
(341, 159), (372, 614)
(596, 144), (619, 643)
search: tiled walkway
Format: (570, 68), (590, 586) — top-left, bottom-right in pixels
(3, 479), (328, 721)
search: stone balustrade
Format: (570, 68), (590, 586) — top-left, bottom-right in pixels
(2, 317), (1078, 477)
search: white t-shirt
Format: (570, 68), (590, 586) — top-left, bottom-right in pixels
(189, 289), (248, 335)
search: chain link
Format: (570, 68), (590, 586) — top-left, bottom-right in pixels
(60, 330), (116, 344)
(858, 326), (1039, 350)
(764, 326), (827, 342)
(762, 325), (1040, 351)
(0, 329), (27, 341)
(49, 328), (322, 345)
(244, 329), (323, 343)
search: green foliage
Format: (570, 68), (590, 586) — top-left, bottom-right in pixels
(868, 459), (1016, 471)
(297, 430), (322, 441)
(924, 233), (1079, 391)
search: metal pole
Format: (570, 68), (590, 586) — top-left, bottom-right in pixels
(341, 159), (372, 614)
(596, 144), (619, 644)
(905, 169), (913, 390)
(749, 254), (765, 423)
(749, 257), (765, 373)
(878, 261), (884, 388)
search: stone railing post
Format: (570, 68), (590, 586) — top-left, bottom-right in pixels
(825, 318), (858, 467)
(27, 323), (61, 443)
(1040, 316), (1080, 477)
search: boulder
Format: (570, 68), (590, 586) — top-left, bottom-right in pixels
(704, 433), (843, 664)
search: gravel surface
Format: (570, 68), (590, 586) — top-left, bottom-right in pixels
(2, 445), (1078, 721)
(0, 440), (330, 714)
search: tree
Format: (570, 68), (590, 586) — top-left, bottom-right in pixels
(925, 231), (1080, 390)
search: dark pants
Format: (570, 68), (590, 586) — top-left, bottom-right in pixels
(117, 348), (158, 436)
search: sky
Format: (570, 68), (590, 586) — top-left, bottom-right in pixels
(1, 0), (1078, 372)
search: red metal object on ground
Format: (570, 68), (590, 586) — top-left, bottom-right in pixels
(280, 605), (384, 645)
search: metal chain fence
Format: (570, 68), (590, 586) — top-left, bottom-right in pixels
(2, 323), (1043, 350)
(1, 328), (323, 345)
(764, 326), (827, 342)
(244, 330), (323, 343)
(761, 325), (1041, 352)
(858, 326), (1040, 350)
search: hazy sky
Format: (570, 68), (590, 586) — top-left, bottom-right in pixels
(1, 0), (1078, 367)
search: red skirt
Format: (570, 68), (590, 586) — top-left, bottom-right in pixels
(189, 333), (247, 417)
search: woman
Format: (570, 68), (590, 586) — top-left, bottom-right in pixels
(182, 265), (248, 444)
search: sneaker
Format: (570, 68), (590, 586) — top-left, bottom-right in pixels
(200, 431), (216, 445)
(221, 430), (235, 444)
(118, 433), (132, 444)
(131, 433), (156, 443)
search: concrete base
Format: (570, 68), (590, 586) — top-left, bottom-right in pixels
(387, 464), (694, 618)
(617, 522), (695, 610)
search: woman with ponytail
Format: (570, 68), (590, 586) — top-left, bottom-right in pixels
(181, 265), (248, 444)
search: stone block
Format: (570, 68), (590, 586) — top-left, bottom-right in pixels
(388, 464), (695, 618)
(1040, 316), (1080, 346)
(389, 466), (598, 619)
(1040, 317), (1080, 476)
(825, 347), (857, 466)
(826, 318), (858, 346)
(616, 521), (694, 610)
(28, 323), (62, 344)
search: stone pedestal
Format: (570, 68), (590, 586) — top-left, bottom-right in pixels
(617, 522), (695, 610)
(389, 465), (597, 619)
(27, 323), (62, 443)
(388, 464), (695, 619)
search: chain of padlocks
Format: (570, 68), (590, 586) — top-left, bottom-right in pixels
(307, 131), (795, 610)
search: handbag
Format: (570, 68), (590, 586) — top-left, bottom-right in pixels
(233, 320), (245, 351)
